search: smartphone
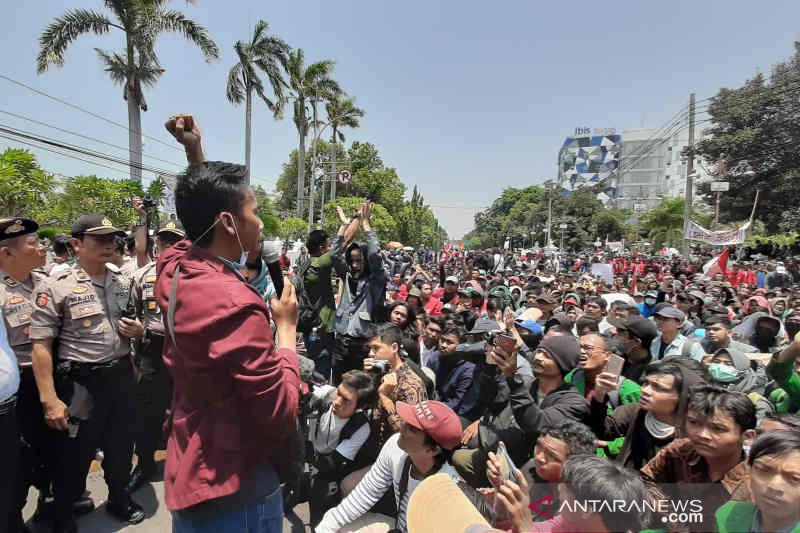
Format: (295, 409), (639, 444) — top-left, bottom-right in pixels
(495, 333), (517, 354)
(604, 353), (625, 377)
(496, 441), (517, 483)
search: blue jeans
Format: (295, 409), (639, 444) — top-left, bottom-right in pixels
(172, 487), (283, 533)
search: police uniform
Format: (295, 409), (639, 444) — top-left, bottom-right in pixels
(29, 214), (145, 529)
(0, 217), (41, 533)
(128, 221), (184, 490)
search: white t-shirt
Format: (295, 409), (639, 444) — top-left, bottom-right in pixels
(308, 385), (370, 461)
(316, 433), (461, 533)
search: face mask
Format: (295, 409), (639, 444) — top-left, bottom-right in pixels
(644, 298), (657, 305)
(709, 363), (740, 383)
(196, 214), (248, 272)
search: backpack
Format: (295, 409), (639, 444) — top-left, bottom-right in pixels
(294, 257), (324, 334)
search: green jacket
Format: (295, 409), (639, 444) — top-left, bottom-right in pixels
(303, 252), (336, 333)
(564, 368), (641, 457)
(716, 501), (800, 533)
(766, 356), (800, 414)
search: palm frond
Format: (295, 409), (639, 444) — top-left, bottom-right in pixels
(37, 9), (115, 73)
(94, 48), (128, 86)
(148, 9), (219, 61)
(251, 19), (270, 46)
(226, 63), (245, 104)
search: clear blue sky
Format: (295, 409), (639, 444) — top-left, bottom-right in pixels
(2, 0), (799, 238)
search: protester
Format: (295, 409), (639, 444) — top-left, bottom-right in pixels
(315, 400), (463, 533)
(155, 114), (300, 532)
(715, 430), (800, 533)
(650, 306), (706, 361)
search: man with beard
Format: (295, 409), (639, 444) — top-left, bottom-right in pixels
(331, 203), (388, 383)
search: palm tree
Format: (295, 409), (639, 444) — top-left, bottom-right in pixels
(226, 20), (288, 184)
(37, 1), (219, 183)
(324, 93), (364, 200)
(284, 48), (340, 218)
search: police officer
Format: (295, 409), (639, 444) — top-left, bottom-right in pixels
(127, 220), (185, 493)
(0, 217), (43, 532)
(29, 214), (146, 533)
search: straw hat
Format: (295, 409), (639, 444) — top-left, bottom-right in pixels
(406, 474), (491, 533)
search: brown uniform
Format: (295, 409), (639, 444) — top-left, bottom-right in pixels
(131, 262), (163, 336)
(29, 263), (134, 363)
(0, 269), (47, 366)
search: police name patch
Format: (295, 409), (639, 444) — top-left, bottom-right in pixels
(7, 295), (24, 305)
(36, 292), (48, 307)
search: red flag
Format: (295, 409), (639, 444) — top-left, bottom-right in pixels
(703, 248), (730, 278)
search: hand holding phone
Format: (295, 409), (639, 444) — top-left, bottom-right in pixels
(604, 353), (625, 377)
(496, 332), (517, 354)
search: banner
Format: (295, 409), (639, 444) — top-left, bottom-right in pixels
(684, 220), (750, 246)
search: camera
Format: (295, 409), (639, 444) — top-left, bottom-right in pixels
(370, 359), (389, 375)
(142, 194), (156, 211)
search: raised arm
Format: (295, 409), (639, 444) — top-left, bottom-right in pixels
(132, 197), (150, 268)
(165, 114), (205, 166)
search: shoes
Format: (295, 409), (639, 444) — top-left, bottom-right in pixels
(105, 499), (145, 525)
(73, 496), (95, 516)
(126, 463), (156, 494)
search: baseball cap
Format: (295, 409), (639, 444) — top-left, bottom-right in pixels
(654, 306), (685, 322)
(515, 318), (542, 335)
(536, 294), (557, 305)
(469, 286), (485, 298)
(645, 290), (659, 299)
(0, 217), (38, 242)
(71, 214), (125, 237)
(157, 220), (186, 238)
(467, 316), (501, 335)
(408, 287), (423, 299)
(396, 401), (462, 451)
(445, 275), (459, 284)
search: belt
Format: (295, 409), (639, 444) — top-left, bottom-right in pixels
(69, 357), (127, 374)
(0, 394), (17, 415)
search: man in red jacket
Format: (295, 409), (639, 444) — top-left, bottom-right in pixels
(157, 115), (300, 532)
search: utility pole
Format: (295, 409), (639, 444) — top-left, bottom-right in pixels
(682, 92), (696, 256)
(330, 138), (338, 203)
(307, 98), (319, 232)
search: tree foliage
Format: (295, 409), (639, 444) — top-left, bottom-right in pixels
(0, 149), (56, 218)
(321, 197), (397, 243)
(695, 41), (800, 232)
(465, 186), (629, 251)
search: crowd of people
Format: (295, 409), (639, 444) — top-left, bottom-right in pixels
(2, 114), (800, 533)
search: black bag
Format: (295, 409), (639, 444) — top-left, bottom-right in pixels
(294, 257), (324, 334)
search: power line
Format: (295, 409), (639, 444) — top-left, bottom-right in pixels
(0, 109), (185, 169)
(0, 132), (132, 178)
(0, 72), (184, 153)
(0, 124), (177, 176)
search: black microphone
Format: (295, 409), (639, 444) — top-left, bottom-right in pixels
(262, 239), (284, 298)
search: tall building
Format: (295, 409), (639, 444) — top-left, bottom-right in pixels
(615, 127), (709, 213)
(557, 128), (621, 203)
(556, 125), (709, 213)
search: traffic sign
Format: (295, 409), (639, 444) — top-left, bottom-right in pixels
(710, 181), (729, 192)
(337, 169), (352, 184)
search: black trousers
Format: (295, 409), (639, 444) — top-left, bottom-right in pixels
(52, 357), (137, 524)
(133, 334), (171, 472)
(332, 335), (368, 385)
(0, 396), (20, 533)
(14, 368), (57, 518)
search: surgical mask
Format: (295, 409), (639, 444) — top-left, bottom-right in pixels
(644, 297), (657, 305)
(196, 214), (248, 271)
(709, 363), (740, 383)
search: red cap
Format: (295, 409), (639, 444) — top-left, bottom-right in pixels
(396, 401), (462, 451)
